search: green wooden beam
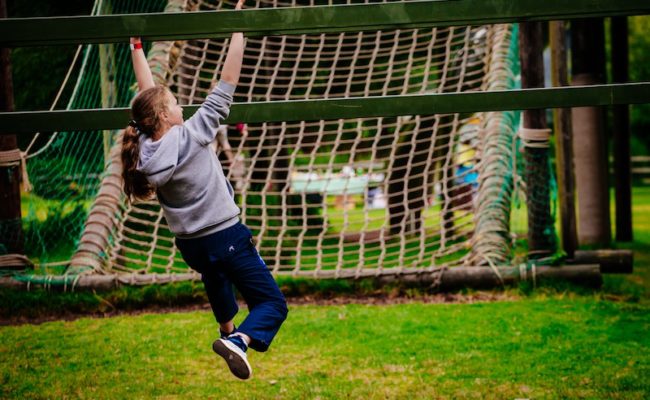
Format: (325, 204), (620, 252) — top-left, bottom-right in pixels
(1, 83), (649, 134)
(2, 0), (650, 47)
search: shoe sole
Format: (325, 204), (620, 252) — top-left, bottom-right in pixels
(212, 338), (252, 380)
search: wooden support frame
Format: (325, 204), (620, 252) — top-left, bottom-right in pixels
(0, 0), (24, 255)
(519, 21), (555, 258)
(550, 21), (578, 258)
(611, 17), (633, 242)
(571, 18), (611, 246)
(1, 83), (649, 134)
(0, 0), (645, 290)
(571, 250), (633, 274)
(1, 0), (650, 47)
(0, 265), (602, 291)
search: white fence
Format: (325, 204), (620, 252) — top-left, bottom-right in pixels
(632, 156), (650, 184)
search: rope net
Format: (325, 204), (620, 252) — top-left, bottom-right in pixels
(7, 0), (540, 284)
(6, 0), (168, 275)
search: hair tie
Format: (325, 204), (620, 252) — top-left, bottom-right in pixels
(128, 119), (142, 134)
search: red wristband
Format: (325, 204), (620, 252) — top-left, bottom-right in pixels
(130, 42), (143, 50)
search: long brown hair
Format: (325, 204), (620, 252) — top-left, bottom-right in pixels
(121, 85), (169, 201)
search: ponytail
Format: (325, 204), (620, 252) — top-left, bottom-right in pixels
(120, 85), (169, 202)
(121, 125), (154, 202)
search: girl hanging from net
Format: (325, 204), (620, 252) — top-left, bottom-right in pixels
(120, 0), (287, 380)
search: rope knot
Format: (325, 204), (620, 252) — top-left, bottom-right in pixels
(518, 128), (551, 148)
(0, 149), (32, 192)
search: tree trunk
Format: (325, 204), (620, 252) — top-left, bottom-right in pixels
(550, 21), (578, 258)
(0, 0), (24, 255)
(570, 19), (611, 246)
(387, 121), (433, 236)
(611, 17), (632, 242)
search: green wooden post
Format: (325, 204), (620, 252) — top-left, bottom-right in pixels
(2, 83), (650, 133)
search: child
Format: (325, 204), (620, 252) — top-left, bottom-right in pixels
(120, 0), (287, 380)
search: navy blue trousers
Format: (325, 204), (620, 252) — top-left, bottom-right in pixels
(175, 222), (288, 352)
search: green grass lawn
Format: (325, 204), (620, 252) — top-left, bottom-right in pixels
(1, 187), (649, 399)
(605, 186), (650, 300)
(0, 299), (648, 399)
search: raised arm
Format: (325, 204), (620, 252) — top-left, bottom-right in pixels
(182, 0), (246, 146)
(220, 0), (246, 86)
(130, 37), (155, 92)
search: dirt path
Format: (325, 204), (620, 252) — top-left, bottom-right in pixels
(1, 291), (518, 326)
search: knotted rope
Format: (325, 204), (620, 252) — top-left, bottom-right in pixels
(518, 127), (551, 149)
(0, 149), (32, 192)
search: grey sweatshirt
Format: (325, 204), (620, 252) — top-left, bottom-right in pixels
(137, 81), (240, 238)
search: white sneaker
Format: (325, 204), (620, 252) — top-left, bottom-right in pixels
(212, 338), (253, 380)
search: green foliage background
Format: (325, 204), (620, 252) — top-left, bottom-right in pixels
(628, 16), (650, 154)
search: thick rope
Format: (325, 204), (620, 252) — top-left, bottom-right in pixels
(0, 254), (33, 269)
(467, 24), (518, 267)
